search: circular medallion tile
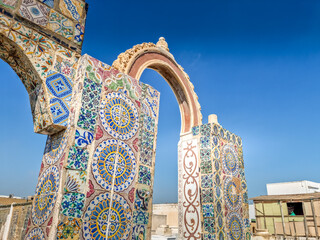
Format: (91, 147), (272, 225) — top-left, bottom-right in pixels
(83, 192), (132, 240)
(44, 130), (68, 165)
(227, 212), (244, 240)
(92, 139), (136, 192)
(100, 92), (139, 140)
(222, 144), (239, 176)
(32, 166), (59, 226)
(25, 227), (45, 240)
(224, 177), (242, 211)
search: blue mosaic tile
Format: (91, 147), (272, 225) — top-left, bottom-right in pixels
(39, 0), (54, 8)
(138, 166), (151, 186)
(66, 146), (88, 171)
(200, 159), (212, 174)
(200, 149), (211, 161)
(74, 23), (84, 45)
(141, 131), (154, 149)
(74, 128), (94, 148)
(134, 189), (150, 211)
(201, 189), (213, 203)
(202, 203), (214, 218)
(212, 124), (219, 136)
(81, 78), (101, 111)
(49, 98), (69, 126)
(204, 233), (215, 240)
(140, 147), (153, 167)
(77, 108), (97, 132)
(142, 114), (155, 133)
(46, 70), (73, 99)
(200, 136), (210, 149)
(204, 218), (215, 233)
(200, 123), (211, 136)
(61, 192), (85, 218)
(133, 210), (149, 225)
(201, 174), (213, 188)
(192, 126), (199, 136)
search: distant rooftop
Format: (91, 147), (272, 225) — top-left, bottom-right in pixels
(250, 192), (320, 202)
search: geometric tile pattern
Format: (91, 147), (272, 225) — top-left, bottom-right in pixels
(46, 70), (73, 126)
(19, 0), (50, 26)
(83, 192), (132, 240)
(92, 139), (136, 192)
(48, 10), (73, 40)
(46, 71), (73, 99)
(196, 122), (249, 239)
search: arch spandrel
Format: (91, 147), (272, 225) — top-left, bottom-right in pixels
(112, 37), (202, 134)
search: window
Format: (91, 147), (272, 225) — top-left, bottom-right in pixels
(287, 202), (303, 216)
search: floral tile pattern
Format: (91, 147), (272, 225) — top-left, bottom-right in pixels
(74, 128), (94, 148)
(138, 166), (151, 186)
(74, 23), (84, 45)
(61, 192), (85, 218)
(202, 203), (214, 218)
(64, 170), (87, 193)
(57, 218), (81, 239)
(54, 54), (77, 79)
(81, 77), (101, 111)
(48, 10), (74, 40)
(134, 189), (150, 211)
(66, 146), (89, 171)
(77, 108), (97, 132)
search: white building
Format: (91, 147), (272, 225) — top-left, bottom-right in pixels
(266, 180), (320, 195)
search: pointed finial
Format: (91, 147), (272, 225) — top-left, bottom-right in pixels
(156, 37), (169, 51)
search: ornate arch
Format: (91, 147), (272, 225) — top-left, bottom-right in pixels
(112, 37), (202, 134)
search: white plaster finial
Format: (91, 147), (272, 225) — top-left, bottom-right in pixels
(156, 37), (169, 51)
(208, 114), (219, 125)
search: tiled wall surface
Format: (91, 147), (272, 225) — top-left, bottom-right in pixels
(24, 54), (160, 239)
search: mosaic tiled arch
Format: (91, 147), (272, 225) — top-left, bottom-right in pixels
(112, 38), (202, 134)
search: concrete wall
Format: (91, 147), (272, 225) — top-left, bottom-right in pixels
(153, 204), (178, 228)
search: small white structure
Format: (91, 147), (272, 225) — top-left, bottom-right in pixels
(266, 180), (320, 196)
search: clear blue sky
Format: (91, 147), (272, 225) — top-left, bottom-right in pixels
(1, 0), (320, 203)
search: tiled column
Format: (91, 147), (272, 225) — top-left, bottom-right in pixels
(191, 120), (250, 240)
(24, 54), (161, 240)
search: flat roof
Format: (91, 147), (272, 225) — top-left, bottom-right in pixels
(250, 192), (320, 202)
